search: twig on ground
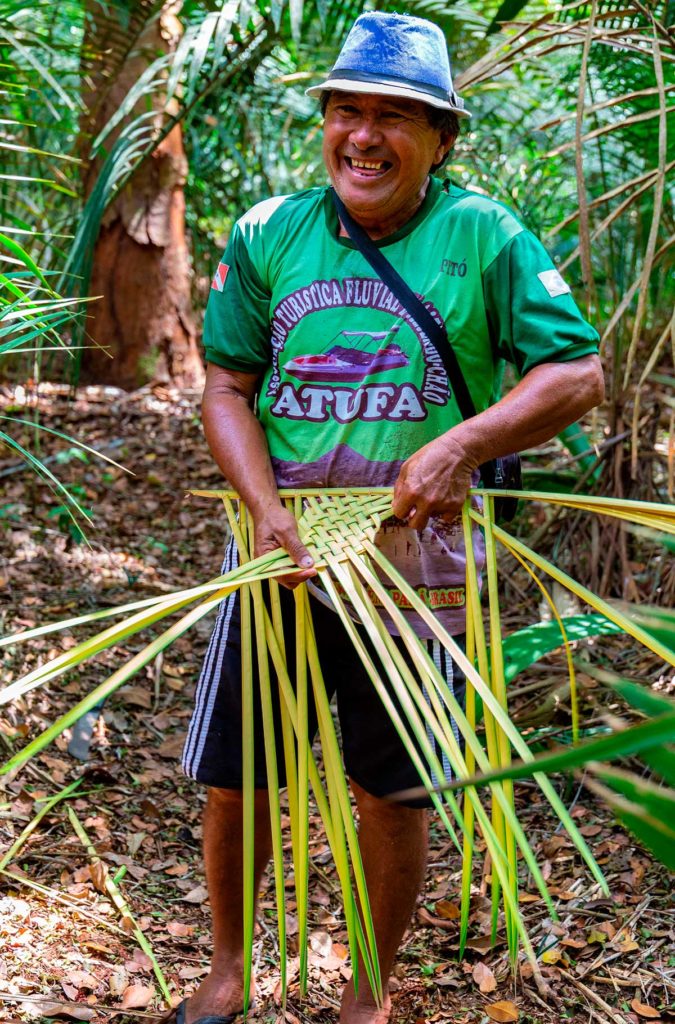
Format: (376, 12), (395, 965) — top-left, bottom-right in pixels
(0, 867), (130, 934)
(558, 968), (626, 1024)
(66, 805), (172, 1005)
(585, 973), (644, 987)
(523, 983), (555, 1015)
(0, 992), (160, 1018)
(0, 778), (83, 870)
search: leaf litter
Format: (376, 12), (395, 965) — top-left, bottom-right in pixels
(0, 383), (673, 1023)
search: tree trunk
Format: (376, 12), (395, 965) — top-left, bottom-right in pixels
(79, 1), (204, 390)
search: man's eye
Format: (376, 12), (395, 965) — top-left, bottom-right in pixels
(335, 105), (358, 117)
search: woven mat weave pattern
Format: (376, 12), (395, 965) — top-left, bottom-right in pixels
(297, 493), (393, 562)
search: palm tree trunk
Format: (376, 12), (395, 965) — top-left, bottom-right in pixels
(79, 0), (204, 390)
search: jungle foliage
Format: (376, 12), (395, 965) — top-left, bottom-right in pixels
(0, 0), (673, 985)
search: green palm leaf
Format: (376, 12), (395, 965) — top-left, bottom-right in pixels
(9, 485), (670, 990)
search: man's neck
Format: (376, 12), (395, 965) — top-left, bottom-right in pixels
(337, 176), (431, 241)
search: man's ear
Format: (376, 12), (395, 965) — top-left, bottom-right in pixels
(431, 131), (457, 173)
(440, 131), (457, 159)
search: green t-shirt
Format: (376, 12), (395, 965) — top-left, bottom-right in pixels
(204, 178), (598, 635)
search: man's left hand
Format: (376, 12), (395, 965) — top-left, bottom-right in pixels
(392, 433), (477, 531)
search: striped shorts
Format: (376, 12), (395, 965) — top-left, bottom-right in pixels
(183, 540), (466, 808)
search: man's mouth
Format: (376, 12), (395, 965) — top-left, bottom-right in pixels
(344, 156), (391, 176)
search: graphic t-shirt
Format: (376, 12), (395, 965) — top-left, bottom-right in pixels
(204, 178), (599, 635)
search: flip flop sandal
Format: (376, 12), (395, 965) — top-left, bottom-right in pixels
(160, 998), (250, 1024)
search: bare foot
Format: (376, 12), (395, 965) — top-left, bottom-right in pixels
(339, 980), (391, 1024)
(181, 967), (255, 1023)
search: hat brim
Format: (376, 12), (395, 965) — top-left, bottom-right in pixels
(306, 76), (471, 118)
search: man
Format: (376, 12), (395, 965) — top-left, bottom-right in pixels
(175, 11), (604, 1024)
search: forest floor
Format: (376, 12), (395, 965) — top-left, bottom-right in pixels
(0, 383), (673, 1024)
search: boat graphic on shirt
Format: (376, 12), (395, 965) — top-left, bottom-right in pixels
(283, 327), (409, 383)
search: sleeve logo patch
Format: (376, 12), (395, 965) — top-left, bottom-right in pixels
(537, 269), (571, 298)
(211, 262), (230, 292)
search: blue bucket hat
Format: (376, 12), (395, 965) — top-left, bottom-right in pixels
(306, 11), (470, 118)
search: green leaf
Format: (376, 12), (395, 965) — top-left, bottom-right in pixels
(0, 232), (53, 293)
(502, 615), (622, 683)
(597, 765), (675, 821)
(610, 677), (675, 717)
(486, 0), (531, 35)
(638, 746), (675, 787)
(431, 713), (675, 791)
(520, 468), (579, 493)
(612, 602), (675, 654)
(597, 776), (675, 870)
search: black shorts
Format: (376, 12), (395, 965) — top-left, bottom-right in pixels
(182, 541), (466, 808)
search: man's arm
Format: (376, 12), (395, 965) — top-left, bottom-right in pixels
(202, 362), (315, 582)
(392, 354), (605, 530)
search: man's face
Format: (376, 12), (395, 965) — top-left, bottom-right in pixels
(322, 91), (451, 238)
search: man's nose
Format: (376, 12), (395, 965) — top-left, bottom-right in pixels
(349, 116), (383, 148)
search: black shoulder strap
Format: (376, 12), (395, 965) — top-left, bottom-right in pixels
(330, 187), (478, 424)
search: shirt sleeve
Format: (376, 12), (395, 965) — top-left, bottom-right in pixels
(202, 222), (272, 373)
(482, 230), (599, 377)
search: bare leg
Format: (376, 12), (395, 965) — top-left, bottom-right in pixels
(184, 787), (272, 1023)
(340, 781), (428, 1024)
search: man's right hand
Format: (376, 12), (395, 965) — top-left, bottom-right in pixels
(202, 364), (317, 590)
(253, 503), (316, 590)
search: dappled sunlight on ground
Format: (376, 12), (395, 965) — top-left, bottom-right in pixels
(0, 385), (673, 1023)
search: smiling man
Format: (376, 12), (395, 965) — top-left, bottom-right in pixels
(172, 12), (604, 1024)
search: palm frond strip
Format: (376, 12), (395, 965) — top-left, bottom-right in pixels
(3, 487), (674, 997)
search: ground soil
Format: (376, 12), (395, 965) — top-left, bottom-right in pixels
(0, 384), (673, 1024)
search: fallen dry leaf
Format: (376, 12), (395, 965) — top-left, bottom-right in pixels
(121, 983), (155, 1009)
(179, 965), (209, 980)
(182, 884), (209, 904)
(167, 920), (196, 937)
(631, 999), (661, 1019)
(417, 906), (456, 931)
(435, 898), (460, 920)
(472, 961), (497, 993)
(64, 969), (98, 991)
(165, 862), (189, 876)
(465, 934), (500, 952)
(285, 913), (298, 936)
(127, 831), (147, 857)
(158, 733), (185, 758)
(309, 929), (333, 957)
(108, 968), (129, 997)
(309, 950), (349, 971)
(81, 941), (113, 955)
(24, 1001), (95, 1021)
(578, 824), (603, 836)
(541, 835), (569, 858)
(120, 685), (152, 709)
(140, 797), (162, 819)
(131, 949), (153, 970)
(548, 887), (577, 900)
(89, 860), (108, 894)
(486, 1000), (519, 1022)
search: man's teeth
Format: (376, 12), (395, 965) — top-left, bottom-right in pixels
(350, 159), (384, 170)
